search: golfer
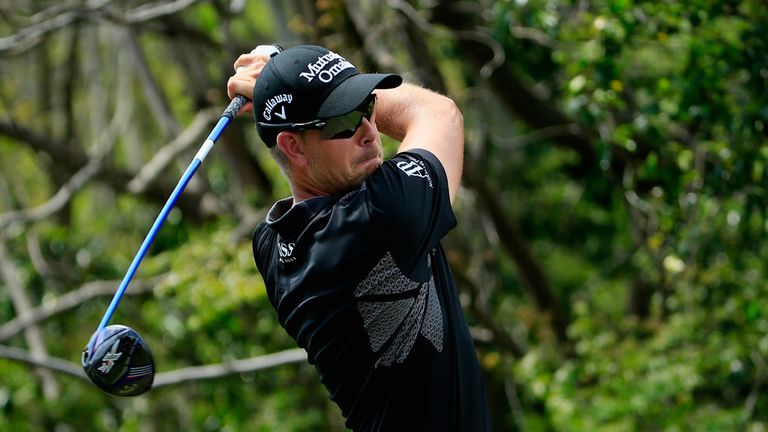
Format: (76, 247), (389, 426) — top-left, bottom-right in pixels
(227, 44), (490, 431)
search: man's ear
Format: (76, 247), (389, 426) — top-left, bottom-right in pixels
(276, 131), (309, 168)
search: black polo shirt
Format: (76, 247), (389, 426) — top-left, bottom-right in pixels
(253, 149), (490, 431)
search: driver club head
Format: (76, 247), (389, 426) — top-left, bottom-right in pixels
(82, 324), (155, 397)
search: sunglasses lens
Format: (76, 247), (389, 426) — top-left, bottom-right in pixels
(319, 111), (364, 140)
(318, 95), (377, 140)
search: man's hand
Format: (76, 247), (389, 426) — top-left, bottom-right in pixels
(226, 52), (272, 115)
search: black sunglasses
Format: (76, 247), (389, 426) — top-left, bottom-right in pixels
(259, 94), (377, 140)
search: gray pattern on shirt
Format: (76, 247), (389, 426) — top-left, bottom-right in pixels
(354, 252), (444, 368)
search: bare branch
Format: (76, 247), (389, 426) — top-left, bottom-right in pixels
(0, 156), (102, 230)
(0, 93), (124, 231)
(431, 0), (598, 169)
(0, 345), (308, 389)
(454, 30), (506, 78)
(386, 0), (447, 91)
(127, 107), (220, 194)
(123, 28), (180, 138)
(509, 25), (557, 48)
(0, 120), (211, 221)
(123, 0), (203, 23)
(386, 0), (432, 31)
(449, 251), (527, 358)
(0, 344), (88, 382)
(0, 10), (79, 54)
(493, 123), (583, 150)
(505, 374), (529, 431)
(341, 0), (400, 71)
(746, 350), (766, 418)
(25, 229), (55, 281)
(0, 277), (160, 343)
(0, 0), (201, 55)
(0, 240), (60, 398)
(152, 348), (308, 388)
(0, 1), (114, 54)
(22, 2), (83, 24)
(464, 168), (572, 348)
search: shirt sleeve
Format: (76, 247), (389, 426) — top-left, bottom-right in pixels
(366, 149), (457, 277)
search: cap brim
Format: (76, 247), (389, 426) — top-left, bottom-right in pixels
(317, 73), (402, 118)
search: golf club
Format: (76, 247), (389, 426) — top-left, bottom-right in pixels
(82, 44), (283, 397)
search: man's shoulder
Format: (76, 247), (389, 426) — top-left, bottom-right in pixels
(253, 219), (273, 244)
(252, 220), (277, 268)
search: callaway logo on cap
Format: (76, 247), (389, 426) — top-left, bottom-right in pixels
(253, 45), (402, 147)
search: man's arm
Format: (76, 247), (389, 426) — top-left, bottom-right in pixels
(374, 83), (464, 204)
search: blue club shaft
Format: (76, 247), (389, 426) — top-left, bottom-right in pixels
(96, 96), (246, 331)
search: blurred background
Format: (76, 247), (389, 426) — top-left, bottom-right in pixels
(1, 0), (767, 430)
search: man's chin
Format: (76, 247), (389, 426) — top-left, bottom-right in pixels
(360, 155), (383, 172)
(346, 159), (380, 189)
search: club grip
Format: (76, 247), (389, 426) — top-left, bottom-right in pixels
(222, 95), (248, 120)
(223, 44), (282, 120)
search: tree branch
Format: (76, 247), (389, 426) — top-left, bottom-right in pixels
(0, 120), (210, 221)
(388, 0), (447, 92)
(340, 0), (400, 71)
(465, 168), (572, 348)
(0, 10), (80, 54)
(123, 27), (181, 138)
(127, 107), (220, 194)
(0, 0), (203, 55)
(450, 256), (527, 358)
(0, 344), (308, 390)
(0, 240), (60, 398)
(0, 155), (102, 230)
(0, 344), (88, 382)
(123, 0), (203, 24)
(431, 0), (598, 172)
(152, 348), (307, 388)
(0, 89), (127, 231)
(745, 350), (766, 419)
(0, 277), (160, 343)
(492, 123), (584, 150)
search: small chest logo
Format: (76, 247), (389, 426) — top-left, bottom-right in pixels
(278, 241), (296, 264)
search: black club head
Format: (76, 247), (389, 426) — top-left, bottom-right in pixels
(82, 324), (155, 397)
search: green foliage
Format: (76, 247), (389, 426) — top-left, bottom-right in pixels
(1, 0), (767, 430)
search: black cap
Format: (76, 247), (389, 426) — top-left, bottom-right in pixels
(253, 45), (402, 147)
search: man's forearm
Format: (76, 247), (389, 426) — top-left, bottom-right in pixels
(375, 83), (450, 141)
(375, 83), (464, 203)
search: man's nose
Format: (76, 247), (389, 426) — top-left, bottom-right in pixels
(358, 117), (377, 144)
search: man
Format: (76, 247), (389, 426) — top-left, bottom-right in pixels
(227, 44), (490, 431)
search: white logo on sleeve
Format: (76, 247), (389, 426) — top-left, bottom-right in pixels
(396, 156), (433, 188)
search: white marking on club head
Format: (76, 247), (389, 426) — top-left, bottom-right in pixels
(97, 339), (123, 374)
